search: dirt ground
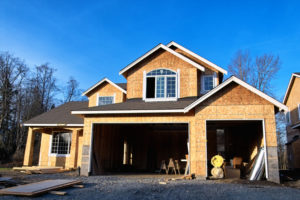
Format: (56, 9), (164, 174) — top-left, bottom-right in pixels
(1, 170), (300, 200)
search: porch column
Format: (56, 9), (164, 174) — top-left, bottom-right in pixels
(23, 127), (35, 166)
(69, 129), (79, 169)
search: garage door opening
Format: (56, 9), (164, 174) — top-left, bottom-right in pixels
(91, 123), (189, 175)
(206, 120), (264, 179)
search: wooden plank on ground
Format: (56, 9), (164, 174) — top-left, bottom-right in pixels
(0, 179), (81, 196)
(49, 191), (67, 195)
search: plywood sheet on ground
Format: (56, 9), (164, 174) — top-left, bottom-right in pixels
(0, 179), (81, 196)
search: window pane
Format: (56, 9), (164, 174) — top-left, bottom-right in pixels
(147, 69), (176, 76)
(156, 77), (165, 98)
(51, 132), (71, 154)
(167, 77), (176, 97)
(204, 76), (214, 91)
(98, 96), (114, 106)
(146, 77), (155, 98)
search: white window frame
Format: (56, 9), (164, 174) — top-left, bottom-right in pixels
(96, 94), (115, 106)
(145, 69), (178, 102)
(201, 74), (216, 93)
(49, 131), (72, 157)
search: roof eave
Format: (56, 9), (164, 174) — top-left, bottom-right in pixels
(82, 78), (127, 96)
(283, 73), (300, 104)
(166, 41), (228, 75)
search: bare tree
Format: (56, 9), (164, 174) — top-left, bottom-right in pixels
(63, 76), (81, 102)
(228, 50), (280, 96)
(228, 50), (252, 83)
(0, 52), (28, 160)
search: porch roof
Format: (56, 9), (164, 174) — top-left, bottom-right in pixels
(23, 101), (88, 127)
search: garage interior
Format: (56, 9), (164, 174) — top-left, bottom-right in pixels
(206, 120), (264, 178)
(91, 123), (189, 175)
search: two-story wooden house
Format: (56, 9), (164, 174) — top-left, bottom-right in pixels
(23, 42), (287, 183)
(283, 73), (300, 169)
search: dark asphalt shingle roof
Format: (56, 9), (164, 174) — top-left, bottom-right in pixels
(294, 72), (300, 76)
(116, 83), (127, 90)
(73, 97), (198, 112)
(24, 101), (88, 125)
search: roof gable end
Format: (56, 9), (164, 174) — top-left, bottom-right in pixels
(82, 78), (127, 96)
(283, 73), (300, 104)
(119, 44), (205, 76)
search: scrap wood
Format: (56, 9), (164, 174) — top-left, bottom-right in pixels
(72, 184), (84, 188)
(181, 173), (196, 180)
(159, 181), (167, 185)
(49, 191), (67, 196)
(0, 179), (81, 197)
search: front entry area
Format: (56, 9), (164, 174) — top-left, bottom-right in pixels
(206, 120), (265, 179)
(91, 123), (188, 175)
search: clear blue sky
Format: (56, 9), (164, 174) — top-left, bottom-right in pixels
(0, 0), (299, 100)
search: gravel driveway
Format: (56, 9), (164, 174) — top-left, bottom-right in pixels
(1, 172), (300, 200)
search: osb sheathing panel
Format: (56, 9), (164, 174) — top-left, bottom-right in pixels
(191, 83), (277, 176)
(87, 82), (125, 107)
(125, 50), (198, 99)
(173, 47), (220, 74)
(37, 128), (83, 169)
(286, 77), (300, 125)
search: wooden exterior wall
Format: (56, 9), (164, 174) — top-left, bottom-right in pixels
(285, 76), (300, 169)
(23, 127), (83, 169)
(80, 83), (279, 182)
(286, 77), (300, 125)
(87, 82), (125, 107)
(125, 50), (199, 99)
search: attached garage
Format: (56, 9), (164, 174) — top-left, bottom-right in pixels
(206, 120), (266, 178)
(91, 123), (189, 175)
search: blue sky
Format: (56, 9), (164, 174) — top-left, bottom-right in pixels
(0, 0), (299, 100)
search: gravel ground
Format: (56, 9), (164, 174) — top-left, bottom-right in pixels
(1, 171), (300, 200)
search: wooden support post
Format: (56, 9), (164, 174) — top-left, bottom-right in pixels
(23, 127), (35, 166)
(69, 129), (80, 168)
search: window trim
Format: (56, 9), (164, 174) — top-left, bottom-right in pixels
(96, 94), (115, 106)
(49, 131), (72, 157)
(145, 68), (178, 101)
(201, 74), (215, 93)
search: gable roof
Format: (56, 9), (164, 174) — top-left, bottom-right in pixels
(167, 41), (227, 75)
(119, 43), (205, 76)
(23, 101), (88, 127)
(283, 73), (300, 104)
(72, 76), (287, 115)
(82, 78), (127, 96)
(184, 76), (288, 112)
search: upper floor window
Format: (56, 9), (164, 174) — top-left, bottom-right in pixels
(145, 69), (177, 100)
(51, 132), (71, 155)
(98, 96), (114, 106)
(202, 75), (215, 93)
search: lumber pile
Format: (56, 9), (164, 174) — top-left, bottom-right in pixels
(0, 179), (82, 197)
(12, 166), (71, 174)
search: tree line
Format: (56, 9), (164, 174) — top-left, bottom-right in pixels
(0, 52), (83, 164)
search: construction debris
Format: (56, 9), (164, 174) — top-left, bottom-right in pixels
(0, 177), (17, 189)
(48, 190), (67, 196)
(159, 181), (167, 185)
(249, 147), (265, 181)
(0, 179), (82, 197)
(13, 166), (71, 174)
(181, 173), (196, 180)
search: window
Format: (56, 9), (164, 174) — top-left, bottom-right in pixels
(286, 111), (291, 124)
(51, 132), (71, 155)
(98, 96), (114, 106)
(145, 69), (177, 99)
(202, 75), (215, 92)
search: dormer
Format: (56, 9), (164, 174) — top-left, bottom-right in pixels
(118, 42), (227, 101)
(82, 78), (127, 107)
